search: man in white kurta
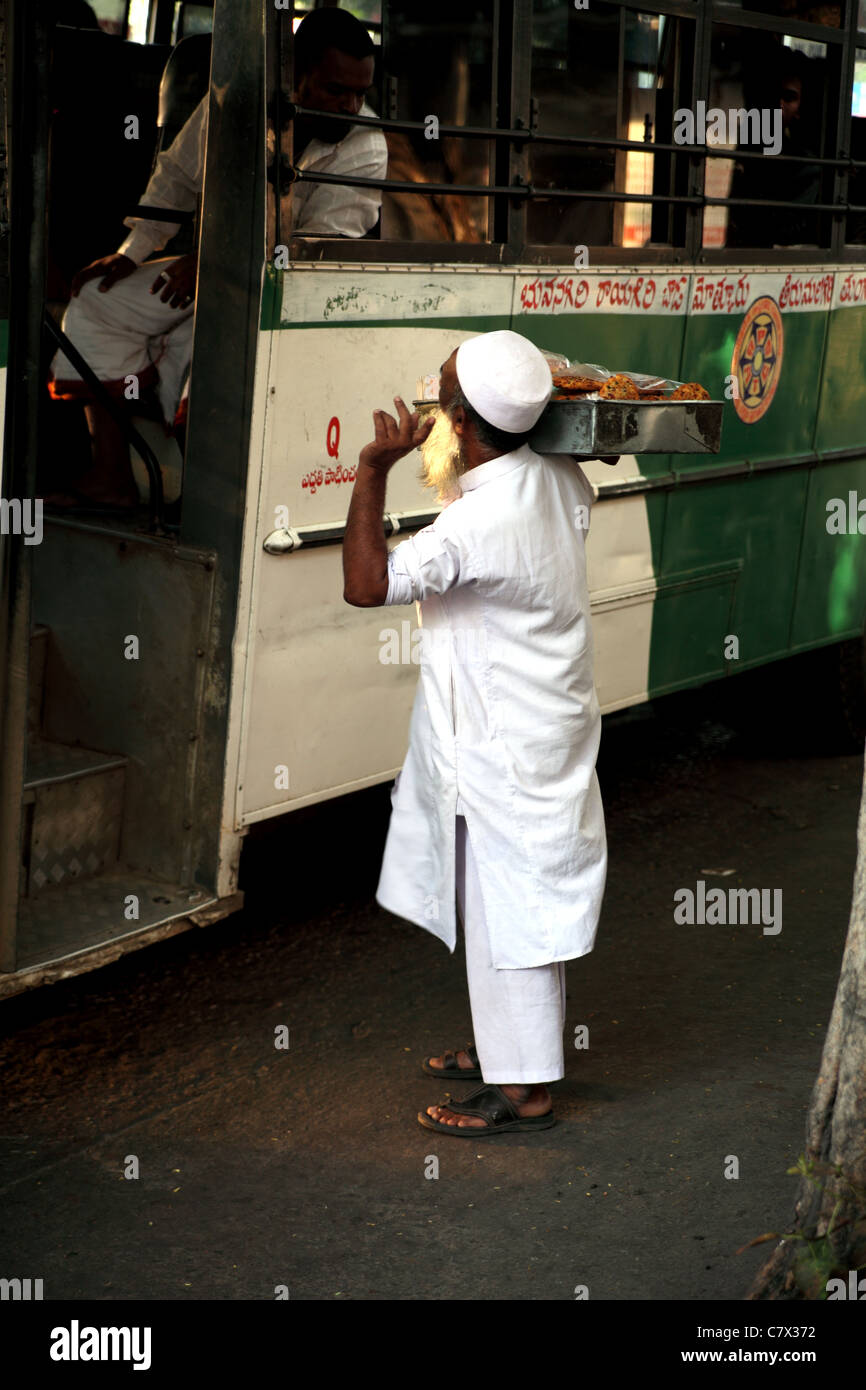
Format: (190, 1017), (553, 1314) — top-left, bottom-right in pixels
(343, 330), (608, 1137)
(377, 437), (607, 966)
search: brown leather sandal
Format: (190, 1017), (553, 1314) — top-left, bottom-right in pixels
(417, 1083), (556, 1137)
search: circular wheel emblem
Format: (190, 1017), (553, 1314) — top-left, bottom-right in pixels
(731, 296), (784, 424)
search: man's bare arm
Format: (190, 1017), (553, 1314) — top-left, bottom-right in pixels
(342, 397), (434, 607)
(343, 463), (389, 606)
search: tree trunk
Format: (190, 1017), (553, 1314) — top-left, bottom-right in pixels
(747, 749), (866, 1299)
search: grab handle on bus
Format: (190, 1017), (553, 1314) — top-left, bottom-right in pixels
(43, 312), (167, 535)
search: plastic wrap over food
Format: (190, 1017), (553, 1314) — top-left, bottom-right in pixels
(550, 361), (705, 401)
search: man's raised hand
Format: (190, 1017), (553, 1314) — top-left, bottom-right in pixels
(70, 253), (137, 297)
(359, 396), (435, 474)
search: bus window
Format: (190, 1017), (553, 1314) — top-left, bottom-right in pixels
(378, 0), (494, 243)
(716, 32), (834, 249)
(527, 4), (694, 252)
(849, 47), (866, 244)
(279, 6), (388, 243)
(739, 0), (843, 27)
(87, 0), (127, 36)
(172, 2), (214, 42)
(283, 1), (494, 247)
(274, 0), (865, 263)
(529, 1), (619, 249)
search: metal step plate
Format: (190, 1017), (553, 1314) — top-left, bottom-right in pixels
(23, 741), (129, 897)
(15, 872), (215, 972)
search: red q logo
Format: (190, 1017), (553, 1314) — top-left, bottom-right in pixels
(327, 417), (340, 459)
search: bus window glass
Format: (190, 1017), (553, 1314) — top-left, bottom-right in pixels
(707, 27), (832, 249)
(529, 5), (693, 250)
(293, 0), (381, 32)
(734, 0), (842, 26)
(279, 5), (389, 246)
(173, 4), (214, 42)
(347, 0), (382, 28)
(127, 0), (149, 43)
(529, 0), (620, 248)
(619, 12), (667, 249)
(848, 49), (866, 243)
(379, 0), (494, 243)
(88, 0), (127, 36)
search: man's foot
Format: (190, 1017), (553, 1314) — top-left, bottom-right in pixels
(425, 1082), (551, 1129)
(426, 1048), (477, 1074)
(421, 1043), (482, 1080)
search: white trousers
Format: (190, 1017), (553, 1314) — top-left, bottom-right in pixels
(49, 258), (194, 427)
(455, 814), (567, 1084)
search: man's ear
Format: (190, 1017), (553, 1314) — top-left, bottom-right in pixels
(451, 405), (466, 435)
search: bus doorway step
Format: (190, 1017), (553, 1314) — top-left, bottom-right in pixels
(14, 873), (217, 976)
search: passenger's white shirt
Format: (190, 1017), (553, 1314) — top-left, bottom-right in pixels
(117, 96), (387, 263)
(117, 95), (208, 264)
(375, 445), (608, 969)
(290, 101), (387, 237)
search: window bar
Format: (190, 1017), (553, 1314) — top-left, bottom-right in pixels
(504, 0), (532, 259)
(288, 165), (857, 218)
(687, 0), (712, 261)
(284, 103), (858, 167)
(615, 7), (626, 251)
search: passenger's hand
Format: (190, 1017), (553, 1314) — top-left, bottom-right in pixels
(359, 397), (435, 474)
(150, 255), (197, 309)
(70, 253), (137, 297)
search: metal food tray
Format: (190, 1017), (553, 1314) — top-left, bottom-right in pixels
(528, 398), (724, 455)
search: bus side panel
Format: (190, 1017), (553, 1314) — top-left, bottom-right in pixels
(792, 460), (866, 648)
(816, 289), (866, 455)
(513, 269), (689, 711)
(793, 288), (866, 647)
(648, 271), (832, 695)
(235, 267), (513, 823)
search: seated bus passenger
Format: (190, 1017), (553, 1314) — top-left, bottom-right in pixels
(46, 7), (387, 509)
(727, 48), (822, 249)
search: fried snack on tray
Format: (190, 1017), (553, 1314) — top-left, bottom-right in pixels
(598, 373), (640, 401)
(670, 382), (710, 400)
(551, 373), (601, 392)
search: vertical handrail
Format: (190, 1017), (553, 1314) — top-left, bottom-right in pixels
(0, 0), (49, 969)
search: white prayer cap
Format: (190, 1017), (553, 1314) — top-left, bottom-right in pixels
(455, 330), (552, 433)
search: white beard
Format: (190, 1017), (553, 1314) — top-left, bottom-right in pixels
(418, 409), (465, 506)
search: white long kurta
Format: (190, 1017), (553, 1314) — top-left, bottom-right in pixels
(375, 444), (608, 969)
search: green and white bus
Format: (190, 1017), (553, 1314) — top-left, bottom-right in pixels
(1, 0), (865, 997)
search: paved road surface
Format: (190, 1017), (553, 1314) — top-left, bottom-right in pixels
(1, 686), (861, 1301)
